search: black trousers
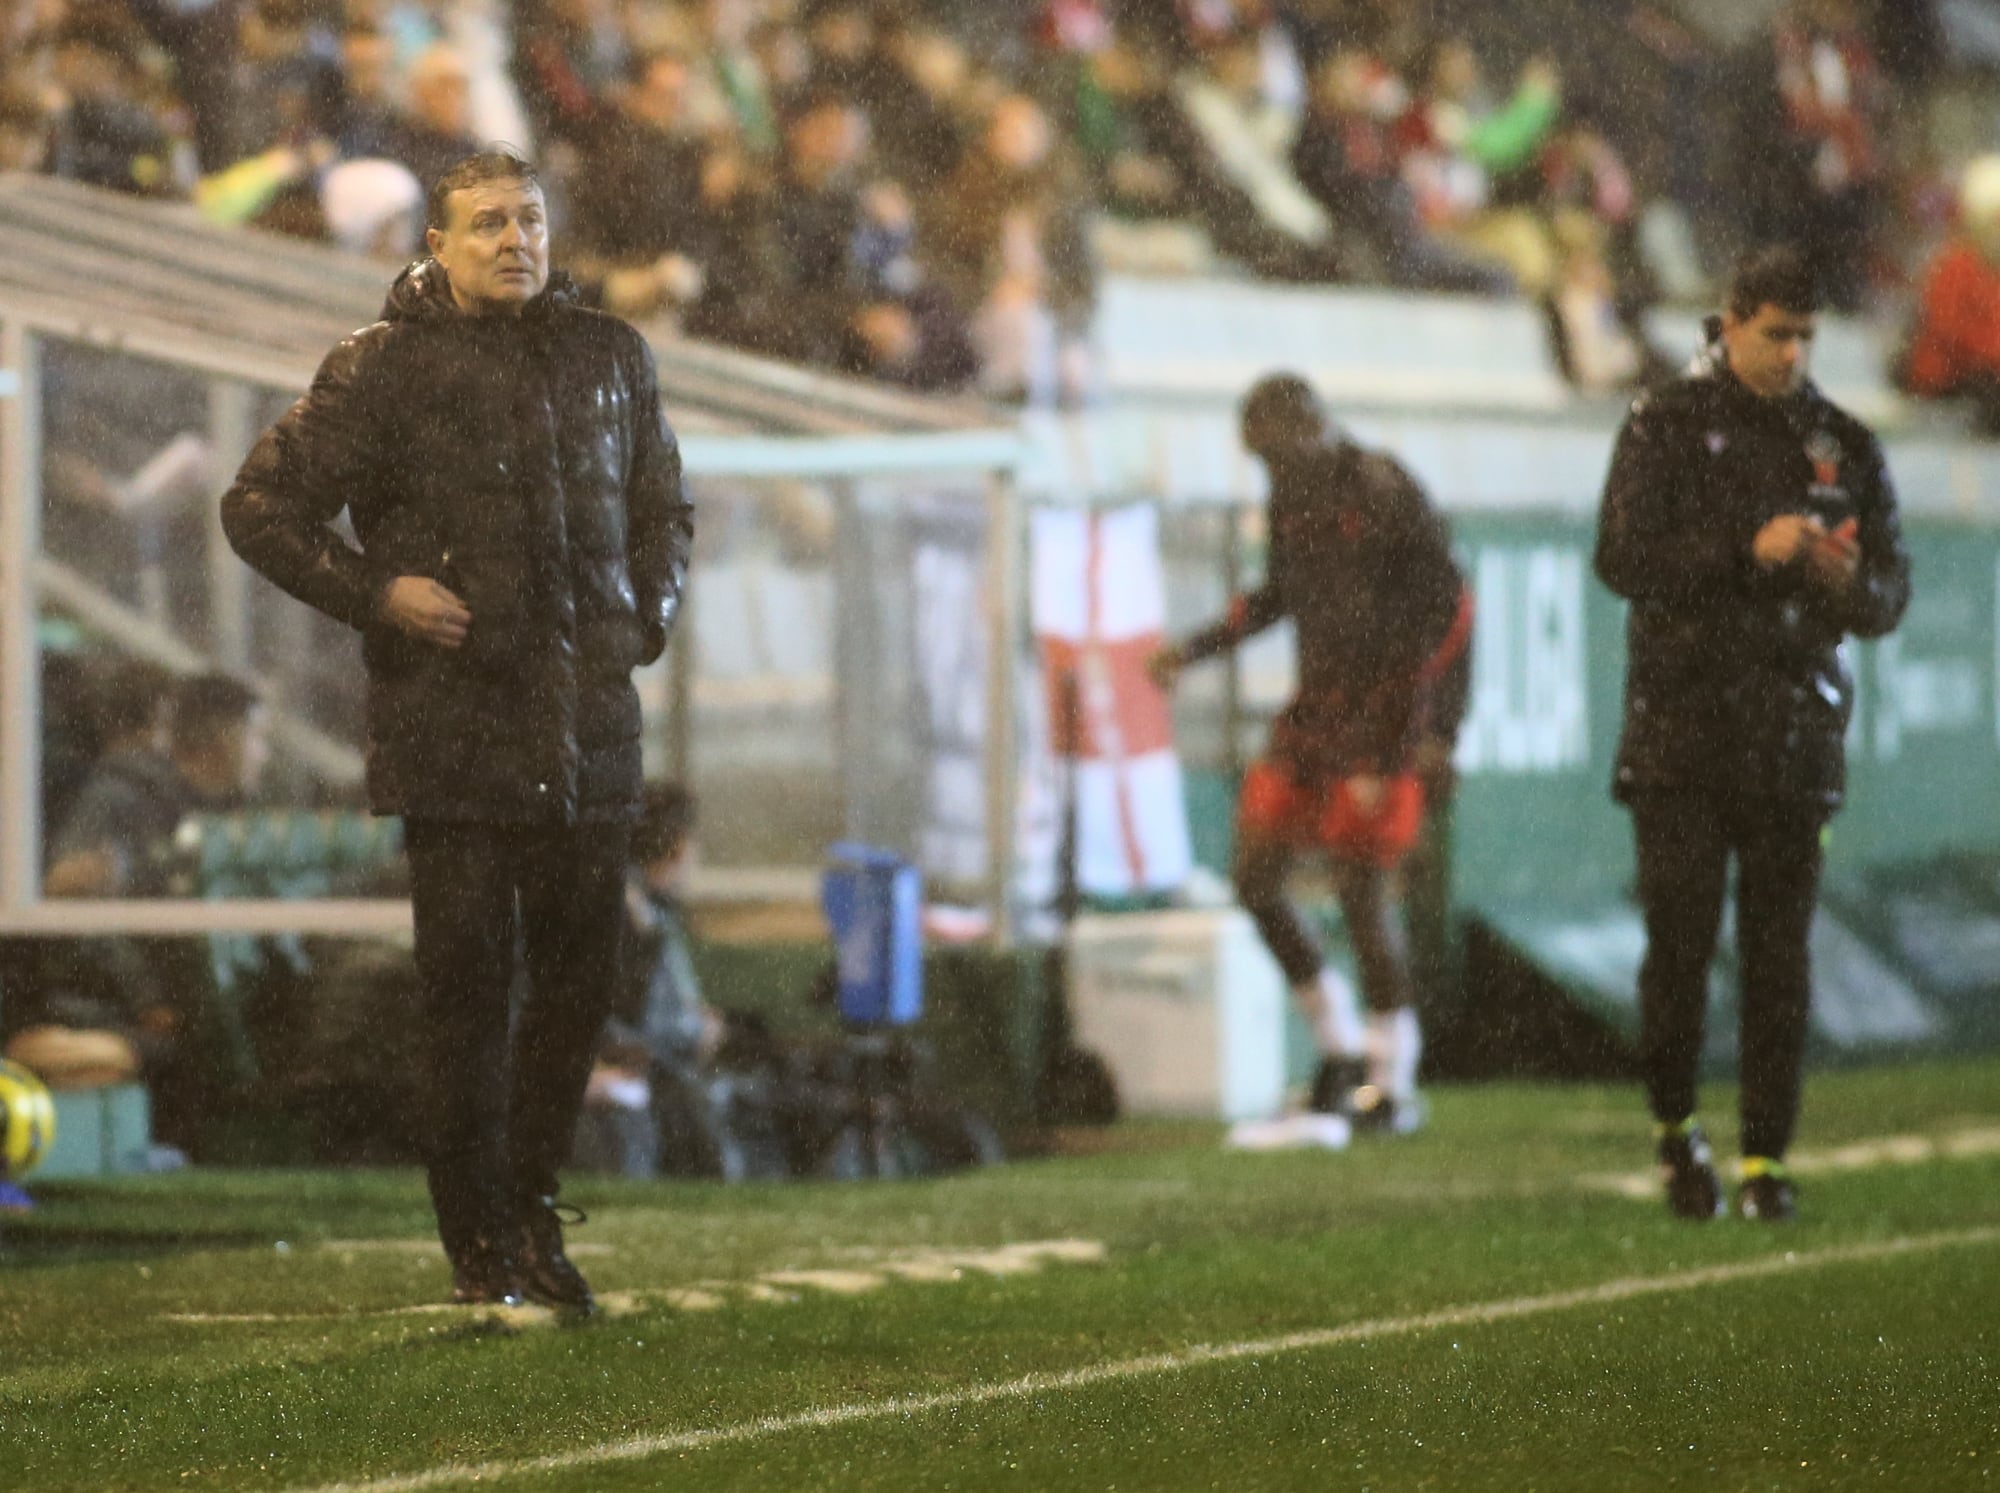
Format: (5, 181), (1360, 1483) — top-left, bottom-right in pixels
(1629, 790), (1824, 1161)
(1234, 839), (1413, 1014)
(404, 819), (629, 1256)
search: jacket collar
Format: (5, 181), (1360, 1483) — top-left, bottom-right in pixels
(380, 258), (581, 324)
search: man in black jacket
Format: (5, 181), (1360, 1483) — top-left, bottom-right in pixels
(1595, 245), (1909, 1224)
(222, 151), (694, 1311)
(1152, 376), (1470, 1137)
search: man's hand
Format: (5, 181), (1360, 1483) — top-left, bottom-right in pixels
(1146, 645), (1185, 693)
(1806, 516), (1861, 587)
(1752, 513), (1825, 570)
(380, 576), (471, 648)
(1344, 774), (1384, 813)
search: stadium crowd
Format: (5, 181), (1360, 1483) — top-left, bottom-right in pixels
(0, 0), (1972, 402)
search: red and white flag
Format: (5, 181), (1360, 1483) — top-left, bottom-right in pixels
(1031, 505), (1193, 896)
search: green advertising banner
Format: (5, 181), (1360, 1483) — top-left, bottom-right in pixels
(1447, 517), (2000, 1063)
(1450, 518), (2000, 907)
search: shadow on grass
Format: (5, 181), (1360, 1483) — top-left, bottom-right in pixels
(0, 1224), (273, 1265)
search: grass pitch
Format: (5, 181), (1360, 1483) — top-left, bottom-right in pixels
(3, 1060), (1998, 1492)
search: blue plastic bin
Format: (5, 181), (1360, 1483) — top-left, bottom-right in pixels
(822, 843), (924, 1026)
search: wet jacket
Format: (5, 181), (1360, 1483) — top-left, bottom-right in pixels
(1181, 439), (1468, 778)
(1595, 323), (1909, 809)
(222, 261), (694, 823)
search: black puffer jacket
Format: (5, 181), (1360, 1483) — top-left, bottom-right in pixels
(222, 260), (694, 823)
(1594, 324), (1910, 809)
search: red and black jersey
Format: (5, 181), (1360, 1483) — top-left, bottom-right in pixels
(1181, 440), (1468, 779)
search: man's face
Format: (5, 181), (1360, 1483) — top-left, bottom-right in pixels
(342, 32), (393, 104)
(986, 96), (1050, 171)
(1721, 302), (1816, 399)
(788, 102), (859, 175)
(628, 56), (690, 132)
(427, 178), (550, 314)
(412, 60), (471, 137)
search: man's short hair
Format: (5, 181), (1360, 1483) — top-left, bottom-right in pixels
(1239, 372), (1328, 452)
(92, 658), (177, 745)
(171, 672), (261, 751)
(633, 782), (697, 864)
(426, 149), (540, 232)
(1727, 245), (1821, 321)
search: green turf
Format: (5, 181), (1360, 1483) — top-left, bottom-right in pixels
(3, 1060), (1997, 1492)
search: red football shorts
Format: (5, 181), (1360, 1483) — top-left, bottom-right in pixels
(1237, 760), (1425, 867)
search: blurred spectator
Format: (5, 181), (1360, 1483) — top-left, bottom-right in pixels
(319, 154), (423, 258)
(1735, 0), (1887, 312)
(1068, 28), (1309, 279)
(231, 0), (343, 155)
(770, 86), (869, 359)
(801, 0), (900, 110)
(39, 339), (214, 633)
(1399, 39), (1562, 295)
(672, 144), (795, 352)
(1174, 27), (1332, 261)
(44, 669), (268, 901)
(45, 21), (173, 193)
(836, 288), (979, 392)
(1902, 155), (2000, 435)
(1291, 45), (1507, 293)
(575, 781), (722, 1178)
(861, 21), (973, 192)
(335, 21), (401, 159)
(1617, 0), (1726, 293)
(512, 0), (624, 151)
(925, 92), (1097, 404)
(123, 0), (252, 173)
(10, 669), (261, 1135)
(1549, 233), (1647, 394)
(1537, 105), (1668, 389)
(569, 48), (707, 267)
(383, 42), (479, 187)
(680, 0), (782, 157)
(0, 77), (52, 173)
(192, 135), (332, 224)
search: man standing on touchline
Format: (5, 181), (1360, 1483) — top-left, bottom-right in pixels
(1595, 244), (1909, 1224)
(223, 150), (694, 1311)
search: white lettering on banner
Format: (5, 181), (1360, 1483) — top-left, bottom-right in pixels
(1455, 546), (1589, 776)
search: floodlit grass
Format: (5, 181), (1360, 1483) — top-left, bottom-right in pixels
(2, 1060), (1997, 1492)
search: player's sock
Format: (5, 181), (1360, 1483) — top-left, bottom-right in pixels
(1366, 1007), (1422, 1102)
(1296, 965), (1365, 1056)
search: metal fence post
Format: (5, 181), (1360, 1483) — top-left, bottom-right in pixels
(0, 318), (43, 916)
(984, 469), (1022, 949)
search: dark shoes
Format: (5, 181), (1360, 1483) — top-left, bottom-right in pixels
(1307, 1055), (1367, 1116)
(449, 1236), (526, 1308)
(1309, 1057), (1421, 1135)
(1657, 1121), (1725, 1221)
(1737, 1165), (1798, 1223)
(444, 1196), (596, 1313)
(518, 1195), (597, 1315)
(1348, 1085), (1425, 1137)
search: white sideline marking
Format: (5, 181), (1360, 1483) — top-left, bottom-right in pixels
(285, 1226), (2000, 1493)
(1580, 1124), (2000, 1201)
(161, 1240), (1107, 1327)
